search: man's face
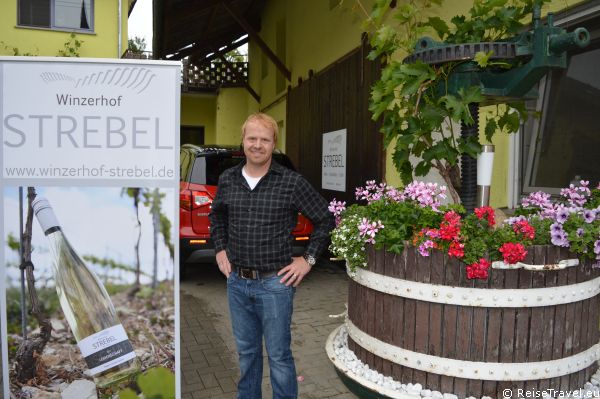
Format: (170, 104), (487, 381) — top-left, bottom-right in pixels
(242, 120), (276, 168)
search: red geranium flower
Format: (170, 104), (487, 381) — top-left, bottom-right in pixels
(474, 206), (496, 227)
(448, 241), (465, 258)
(499, 242), (527, 264)
(513, 220), (535, 240)
(439, 211), (461, 241)
(466, 258), (491, 280)
(443, 211), (461, 226)
(439, 224), (460, 241)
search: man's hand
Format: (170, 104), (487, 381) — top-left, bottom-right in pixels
(216, 250), (232, 277)
(278, 257), (312, 287)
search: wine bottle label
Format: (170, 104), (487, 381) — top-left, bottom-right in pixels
(78, 324), (136, 375)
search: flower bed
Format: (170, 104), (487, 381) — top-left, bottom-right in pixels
(329, 180), (600, 280)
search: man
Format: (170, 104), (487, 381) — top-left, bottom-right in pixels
(209, 112), (334, 399)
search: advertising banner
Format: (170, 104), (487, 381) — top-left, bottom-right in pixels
(322, 129), (347, 192)
(0, 57), (180, 399)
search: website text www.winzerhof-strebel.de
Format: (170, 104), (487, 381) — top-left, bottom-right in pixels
(4, 164), (174, 179)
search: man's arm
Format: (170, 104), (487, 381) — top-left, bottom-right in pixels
(209, 175), (232, 276)
(293, 176), (336, 259)
(278, 175), (335, 286)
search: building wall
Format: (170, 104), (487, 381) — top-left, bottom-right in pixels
(181, 94), (217, 144)
(0, 0), (128, 57)
(232, 0), (586, 207)
(215, 88), (248, 146)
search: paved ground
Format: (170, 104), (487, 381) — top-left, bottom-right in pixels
(179, 260), (357, 399)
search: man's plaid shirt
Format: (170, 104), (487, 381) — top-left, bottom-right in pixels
(209, 160), (335, 271)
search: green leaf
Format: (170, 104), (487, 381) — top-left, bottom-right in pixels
(137, 367), (175, 399)
(459, 86), (484, 106)
(427, 17), (449, 39)
(413, 140), (428, 157)
(422, 141), (448, 163)
(485, 118), (498, 142)
(119, 389), (139, 399)
(397, 133), (416, 146)
(420, 104), (445, 128)
(415, 161), (432, 176)
(439, 94), (466, 122)
(370, 0), (393, 24)
(474, 50), (493, 68)
(458, 135), (482, 159)
(498, 110), (521, 133)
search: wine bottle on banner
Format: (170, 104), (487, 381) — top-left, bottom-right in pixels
(32, 197), (141, 388)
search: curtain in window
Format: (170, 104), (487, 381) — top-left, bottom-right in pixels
(55, 0), (92, 30)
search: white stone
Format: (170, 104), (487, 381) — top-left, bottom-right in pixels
(432, 391), (444, 399)
(61, 380), (97, 399)
(442, 393), (458, 399)
(421, 389), (432, 397)
(405, 383), (421, 397)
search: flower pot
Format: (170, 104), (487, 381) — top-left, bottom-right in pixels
(333, 244), (600, 398)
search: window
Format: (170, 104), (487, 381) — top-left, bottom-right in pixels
(522, 8), (600, 195)
(19, 0), (93, 31)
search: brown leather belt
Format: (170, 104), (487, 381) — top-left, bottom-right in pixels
(236, 267), (280, 280)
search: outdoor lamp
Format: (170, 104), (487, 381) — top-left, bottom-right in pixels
(476, 145), (495, 207)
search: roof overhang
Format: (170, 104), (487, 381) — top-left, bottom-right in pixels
(153, 0), (266, 62)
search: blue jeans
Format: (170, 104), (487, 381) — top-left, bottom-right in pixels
(227, 271), (297, 399)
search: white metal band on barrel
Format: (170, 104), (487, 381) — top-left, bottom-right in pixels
(346, 319), (600, 381)
(350, 267), (600, 308)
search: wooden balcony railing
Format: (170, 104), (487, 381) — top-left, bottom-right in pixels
(123, 50), (248, 92)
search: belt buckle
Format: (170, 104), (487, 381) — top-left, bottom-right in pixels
(239, 268), (257, 279)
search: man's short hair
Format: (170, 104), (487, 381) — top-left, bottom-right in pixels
(241, 112), (278, 143)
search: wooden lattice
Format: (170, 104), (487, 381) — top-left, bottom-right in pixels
(122, 52), (248, 91)
(183, 61), (248, 91)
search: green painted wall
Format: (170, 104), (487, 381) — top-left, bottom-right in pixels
(0, 0), (128, 57)
(181, 94), (217, 144)
(250, 0), (372, 110)
(212, 0), (587, 207)
(215, 88), (249, 145)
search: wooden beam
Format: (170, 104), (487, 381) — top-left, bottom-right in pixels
(190, 37), (249, 64)
(152, 0), (165, 58)
(164, 0), (222, 18)
(169, 31), (247, 61)
(221, 0), (291, 81)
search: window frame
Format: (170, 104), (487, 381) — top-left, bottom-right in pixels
(518, 2), (600, 199)
(17, 0), (95, 33)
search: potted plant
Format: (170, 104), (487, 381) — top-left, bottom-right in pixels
(361, 0), (558, 203)
(328, 180), (600, 398)
(330, 179), (600, 276)
(327, 1), (599, 398)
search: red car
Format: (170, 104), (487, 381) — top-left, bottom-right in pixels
(180, 144), (313, 275)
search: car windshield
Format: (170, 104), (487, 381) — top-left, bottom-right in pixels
(189, 153), (295, 185)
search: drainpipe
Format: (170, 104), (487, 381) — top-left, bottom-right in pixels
(118, 0), (122, 57)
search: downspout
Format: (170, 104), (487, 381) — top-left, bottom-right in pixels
(118, 0), (122, 57)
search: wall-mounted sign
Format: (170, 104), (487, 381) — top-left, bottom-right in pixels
(322, 129), (346, 192)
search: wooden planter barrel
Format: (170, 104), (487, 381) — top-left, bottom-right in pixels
(346, 245), (600, 398)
